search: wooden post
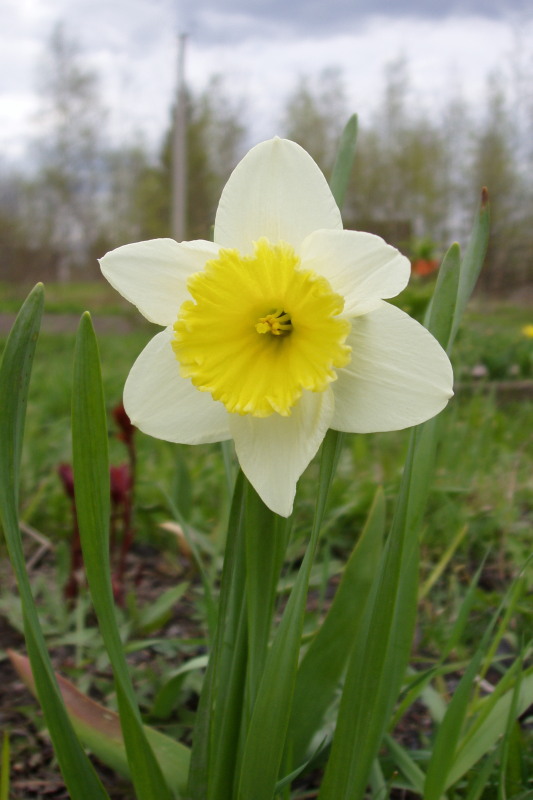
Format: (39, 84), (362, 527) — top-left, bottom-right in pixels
(172, 33), (187, 241)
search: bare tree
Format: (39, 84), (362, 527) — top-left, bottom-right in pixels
(31, 23), (107, 280)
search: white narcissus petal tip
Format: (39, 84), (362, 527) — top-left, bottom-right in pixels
(300, 229), (411, 316)
(332, 303), (454, 434)
(99, 239), (219, 326)
(229, 389), (335, 517)
(124, 327), (231, 445)
(214, 138), (342, 253)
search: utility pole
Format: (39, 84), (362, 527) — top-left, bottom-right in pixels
(172, 32), (187, 241)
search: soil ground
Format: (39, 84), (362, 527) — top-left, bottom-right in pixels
(0, 542), (193, 800)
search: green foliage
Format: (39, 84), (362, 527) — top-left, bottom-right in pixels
(0, 731), (9, 800)
(72, 313), (174, 798)
(1, 118), (532, 800)
(0, 285), (110, 798)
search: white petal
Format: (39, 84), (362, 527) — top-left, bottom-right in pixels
(124, 328), (231, 444)
(332, 303), (453, 433)
(214, 138), (342, 254)
(300, 229), (411, 316)
(229, 389), (335, 517)
(99, 238), (219, 326)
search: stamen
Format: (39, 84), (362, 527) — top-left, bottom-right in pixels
(256, 309), (293, 336)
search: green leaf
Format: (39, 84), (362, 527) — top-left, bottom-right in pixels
(423, 646), (486, 797)
(237, 431), (343, 800)
(423, 242), (460, 350)
(9, 650), (190, 795)
(0, 286), (110, 800)
(318, 487), (419, 800)
(132, 582), (189, 635)
(72, 313), (173, 800)
(187, 472), (248, 800)
(462, 749), (500, 800)
(0, 730), (9, 800)
(317, 192), (487, 799)
(330, 114), (358, 210)
(445, 668), (533, 790)
(419, 523), (468, 599)
(288, 487), (385, 764)
(424, 573), (528, 799)
(383, 734), (425, 794)
(449, 187), (490, 347)
(151, 655), (208, 719)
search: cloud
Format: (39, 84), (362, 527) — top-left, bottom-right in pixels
(187, 0), (531, 41)
(1, 0), (530, 164)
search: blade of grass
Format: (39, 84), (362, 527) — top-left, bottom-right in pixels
(158, 488), (218, 640)
(419, 523), (469, 599)
(0, 731), (9, 800)
(445, 667), (533, 790)
(151, 655), (208, 719)
(476, 575), (525, 695)
(498, 660), (524, 800)
(288, 487), (385, 765)
(424, 573), (530, 798)
(0, 286), (110, 799)
(383, 734), (425, 795)
(72, 312), (173, 800)
(390, 558), (487, 732)
(423, 647), (487, 800)
(462, 749), (500, 800)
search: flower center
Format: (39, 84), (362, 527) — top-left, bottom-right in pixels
(172, 238), (351, 417)
(255, 309), (292, 337)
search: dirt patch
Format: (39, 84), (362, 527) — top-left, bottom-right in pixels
(0, 542), (198, 799)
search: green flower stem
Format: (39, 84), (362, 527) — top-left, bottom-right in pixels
(236, 429), (344, 800)
(244, 483), (291, 713)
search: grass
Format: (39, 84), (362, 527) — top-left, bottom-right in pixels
(0, 280), (134, 316)
(1, 281), (532, 585)
(1, 281), (532, 797)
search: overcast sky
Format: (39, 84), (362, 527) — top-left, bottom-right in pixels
(1, 0), (531, 165)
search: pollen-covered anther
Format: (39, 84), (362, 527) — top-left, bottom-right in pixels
(255, 309), (292, 336)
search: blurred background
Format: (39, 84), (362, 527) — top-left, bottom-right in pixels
(1, 7), (533, 796)
(1, 0), (532, 295)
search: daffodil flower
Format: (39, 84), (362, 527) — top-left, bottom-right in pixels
(100, 138), (453, 516)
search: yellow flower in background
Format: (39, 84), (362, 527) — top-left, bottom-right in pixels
(100, 138), (453, 516)
(522, 324), (533, 339)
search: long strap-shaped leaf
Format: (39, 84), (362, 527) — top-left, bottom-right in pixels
(329, 114), (358, 208)
(319, 190), (490, 800)
(287, 487), (385, 765)
(0, 286), (110, 799)
(72, 312), (173, 800)
(187, 471), (248, 800)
